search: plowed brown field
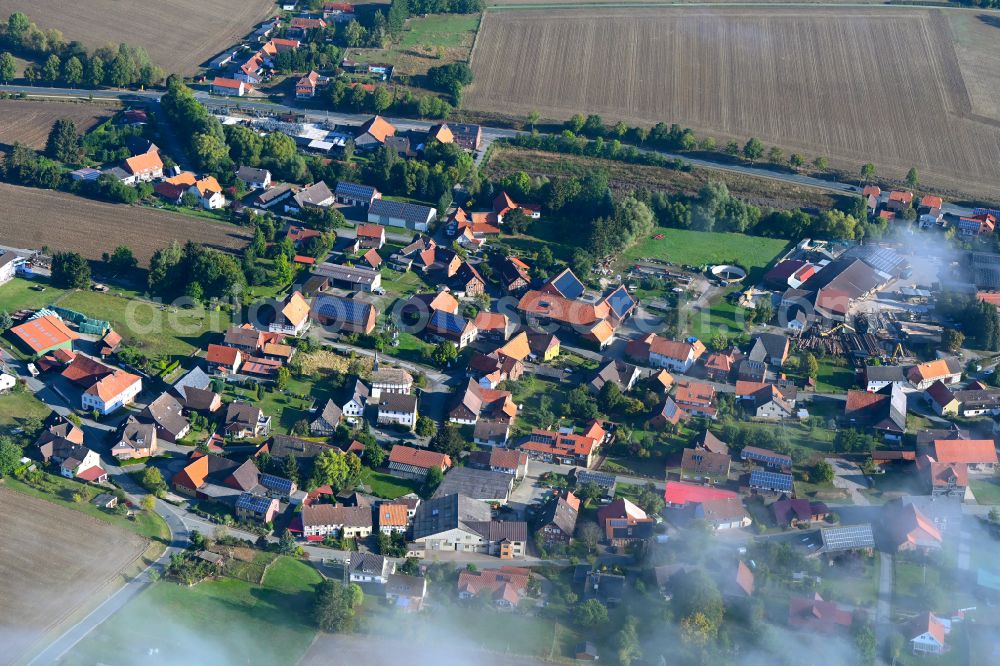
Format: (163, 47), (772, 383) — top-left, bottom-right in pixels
(0, 0), (275, 75)
(0, 99), (114, 151)
(0, 487), (147, 666)
(467, 7), (1000, 197)
(0, 183), (252, 264)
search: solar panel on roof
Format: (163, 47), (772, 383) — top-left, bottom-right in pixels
(820, 524), (875, 552)
(236, 493), (273, 513)
(606, 286), (636, 318)
(335, 181), (376, 199)
(316, 295), (371, 325)
(742, 448), (791, 467)
(749, 469), (794, 491)
(430, 310), (467, 334)
(552, 270), (584, 300)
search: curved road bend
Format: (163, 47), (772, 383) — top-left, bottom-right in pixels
(26, 475), (189, 665)
(0, 84), (979, 218)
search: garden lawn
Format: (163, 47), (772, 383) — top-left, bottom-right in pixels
(814, 357), (856, 393)
(399, 14), (481, 49)
(59, 556), (321, 666)
(4, 473), (168, 542)
(621, 228), (789, 277)
(0, 276), (68, 311)
(684, 290), (746, 341)
(0, 390), (51, 430)
(54, 290), (232, 361)
(360, 468), (422, 499)
(223, 383), (317, 436)
(970, 477), (1000, 505)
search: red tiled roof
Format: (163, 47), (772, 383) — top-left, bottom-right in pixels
(932, 439), (998, 465)
(389, 444), (451, 471)
(76, 465), (107, 482)
(663, 481), (738, 506)
(10, 315), (79, 353)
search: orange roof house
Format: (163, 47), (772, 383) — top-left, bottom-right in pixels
(888, 502), (943, 552)
(428, 123), (454, 144)
(919, 195), (943, 210)
(358, 115), (396, 145)
(497, 331), (531, 362)
(192, 176), (222, 197)
(124, 149), (163, 178)
(10, 315), (79, 357)
(378, 503), (410, 531)
(278, 291), (311, 333)
(85, 370), (141, 406)
(517, 290), (609, 327)
(206, 344), (242, 373)
(931, 439), (998, 467)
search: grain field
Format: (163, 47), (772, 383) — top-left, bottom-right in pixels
(0, 0), (275, 75)
(467, 7), (1000, 197)
(0, 99), (115, 151)
(0, 183), (252, 264)
(0, 487), (147, 666)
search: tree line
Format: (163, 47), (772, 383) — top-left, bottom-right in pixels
(0, 12), (164, 88)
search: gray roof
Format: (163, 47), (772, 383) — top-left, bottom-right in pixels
(748, 333), (789, 363)
(314, 262), (380, 286)
(538, 494), (579, 536)
(385, 573), (426, 597)
(0, 251), (19, 269)
(349, 551), (387, 576)
(255, 183), (294, 204)
(141, 393), (189, 438)
(378, 392), (417, 413)
(411, 493), (491, 540)
(864, 365), (907, 382)
(369, 199), (435, 226)
(293, 181), (334, 207)
(236, 166), (270, 183)
(173, 366), (212, 394)
(267, 434), (338, 460)
(432, 467), (513, 502)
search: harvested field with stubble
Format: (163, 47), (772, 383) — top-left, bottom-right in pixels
(467, 7), (1000, 198)
(0, 486), (147, 666)
(0, 0), (275, 75)
(0, 99), (115, 151)
(0, 183), (252, 264)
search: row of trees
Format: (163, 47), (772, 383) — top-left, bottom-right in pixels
(1, 12), (164, 88)
(324, 77), (452, 119)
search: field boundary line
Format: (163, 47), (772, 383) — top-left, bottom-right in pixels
(468, 11), (487, 66)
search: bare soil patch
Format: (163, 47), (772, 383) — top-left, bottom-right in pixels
(0, 182), (252, 265)
(0, 0), (276, 75)
(0, 486), (147, 666)
(467, 7), (1000, 198)
(0, 99), (115, 151)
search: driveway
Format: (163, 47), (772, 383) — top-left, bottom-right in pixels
(825, 457), (871, 506)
